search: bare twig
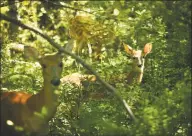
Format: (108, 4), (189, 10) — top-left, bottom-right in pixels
(0, 13), (136, 121)
(42, 0), (96, 15)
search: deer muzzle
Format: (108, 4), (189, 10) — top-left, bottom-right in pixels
(138, 64), (142, 68)
(51, 79), (61, 86)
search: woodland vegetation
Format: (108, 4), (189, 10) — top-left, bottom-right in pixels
(1, 1), (191, 136)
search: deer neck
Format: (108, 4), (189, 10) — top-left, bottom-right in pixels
(42, 80), (59, 105)
(127, 66), (144, 84)
(26, 80), (59, 120)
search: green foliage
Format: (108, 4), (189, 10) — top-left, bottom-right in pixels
(1, 1), (191, 136)
(131, 70), (191, 136)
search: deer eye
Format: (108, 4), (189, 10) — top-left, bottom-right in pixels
(42, 64), (46, 69)
(133, 57), (136, 59)
(59, 62), (63, 67)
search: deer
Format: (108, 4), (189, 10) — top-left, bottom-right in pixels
(60, 72), (96, 87)
(123, 43), (152, 84)
(1, 46), (63, 136)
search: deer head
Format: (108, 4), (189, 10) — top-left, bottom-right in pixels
(123, 43), (152, 84)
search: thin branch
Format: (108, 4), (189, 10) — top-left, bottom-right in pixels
(0, 13), (136, 121)
(42, 0), (96, 15)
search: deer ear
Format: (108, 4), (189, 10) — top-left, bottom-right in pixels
(143, 43), (152, 56)
(24, 46), (40, 61)
(123, 43), (134, 55)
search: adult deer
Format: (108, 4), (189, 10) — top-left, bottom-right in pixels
(123, 43), (152, 84)
(1, 46), (63, 136)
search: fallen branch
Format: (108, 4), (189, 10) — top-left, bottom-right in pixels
(0, 13), (136, 121)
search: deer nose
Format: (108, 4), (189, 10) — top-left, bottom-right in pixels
(51, 79), (61, 86)
(138, 64), (142, 68)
